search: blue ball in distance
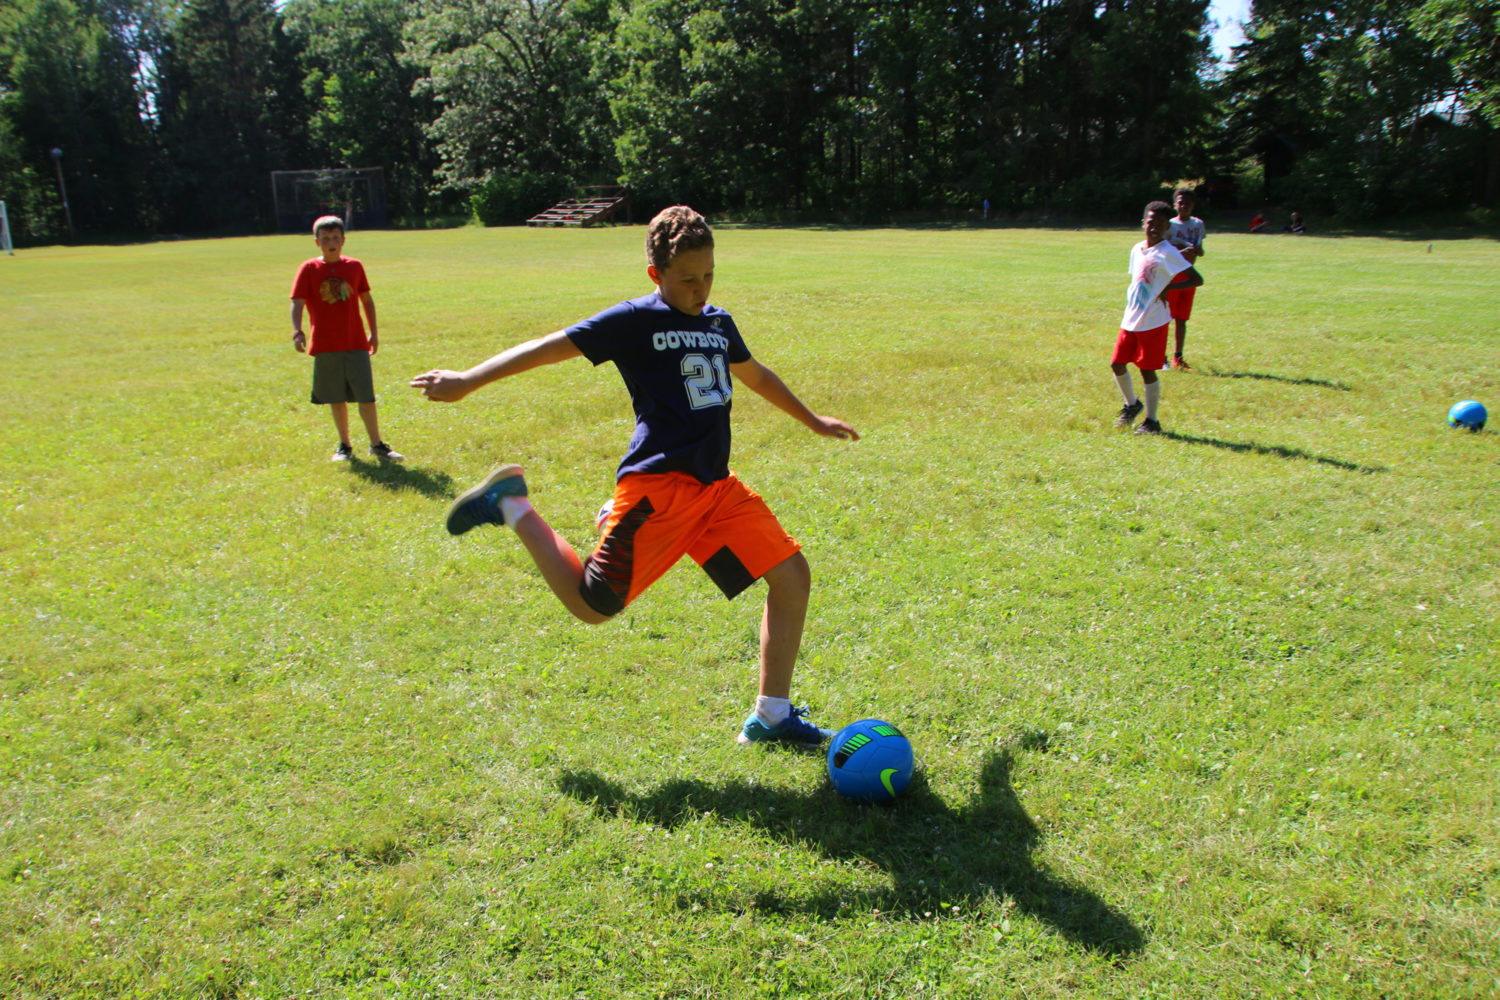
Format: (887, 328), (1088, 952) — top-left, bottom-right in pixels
(827, 719), (914, 804)
(1448, 399), (1487, 431)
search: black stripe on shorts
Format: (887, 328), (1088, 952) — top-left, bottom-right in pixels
(579, 496), (655, 617)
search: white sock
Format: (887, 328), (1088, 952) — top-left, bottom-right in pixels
(1143, 380), (1161, 420)
(499, 496), (533, 529)
(1114, 372), (1138, 406)
(754, 696), (791, 726)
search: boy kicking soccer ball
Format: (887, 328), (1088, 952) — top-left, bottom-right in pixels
(1111, 201), (1204, 435)
(410, 206), (859, 746)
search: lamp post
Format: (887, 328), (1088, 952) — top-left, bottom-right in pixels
(50, 147), (75, 239)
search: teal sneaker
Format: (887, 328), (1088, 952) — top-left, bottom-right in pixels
(737, 706), (834, 746)
(446, 464), (528, 536)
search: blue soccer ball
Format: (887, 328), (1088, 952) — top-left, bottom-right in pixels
(827, 719), (914, 804)
(1448, 399), (1487, 432)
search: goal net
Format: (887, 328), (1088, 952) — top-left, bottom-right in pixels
(271, 167), (388, 233)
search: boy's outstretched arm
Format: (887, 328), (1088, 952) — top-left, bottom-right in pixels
(730, 359), (859, 441)
(411, 330), (582, 402)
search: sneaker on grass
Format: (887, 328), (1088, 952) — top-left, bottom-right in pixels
(446, 464), (528, 535)
(737, 706), (834, 746)
(1114, 400), (1144, 429)
(371, 442), (405, 462)
(1134, 418), (1163, 435)
(331, 442), (353, 462)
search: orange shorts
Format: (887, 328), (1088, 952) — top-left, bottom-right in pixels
(579, 471), (801, 617)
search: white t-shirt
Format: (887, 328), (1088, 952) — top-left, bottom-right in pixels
(1120, 240), (1192, 332)
(1168, 216), (1206, 253)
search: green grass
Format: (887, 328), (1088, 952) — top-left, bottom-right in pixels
(1, 225), (1497, 999)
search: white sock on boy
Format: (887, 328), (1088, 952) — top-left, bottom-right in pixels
(754, 696), (792, 727)
(1114, 372), (1138, 406)
(499, 496), (533, 528)
(1143, 380), (1161, 419)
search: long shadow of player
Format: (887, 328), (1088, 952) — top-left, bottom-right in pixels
(558, 747), (1145, 958)
(347, 456), (456, 499)
(1197, 367), (1352, 391)
(1160, 431), (1386, 473)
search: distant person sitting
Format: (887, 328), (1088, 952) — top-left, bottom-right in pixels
(1249, 210), (1270, 233)
(1283, 211), (1305, 234)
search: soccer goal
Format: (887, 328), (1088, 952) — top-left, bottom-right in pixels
(271, 167), (388, 233)
(1, 200), (13, 255)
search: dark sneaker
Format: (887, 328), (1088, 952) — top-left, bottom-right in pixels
(331, 442), (353, 462)
(1171, 355), (1192, 371)
(1134, 418), (1162, 435)
(737, 706), (834, 746)
(370, 442), (405, 462)
(1114, 400), (1144, 429)
(446, 464), (527, 535)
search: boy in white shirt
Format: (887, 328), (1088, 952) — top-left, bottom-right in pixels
(1165, 188), (1206, 370)
(1112, 201), (1203, 435)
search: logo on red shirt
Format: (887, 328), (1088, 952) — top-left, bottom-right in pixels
(319, 275), (354, 305)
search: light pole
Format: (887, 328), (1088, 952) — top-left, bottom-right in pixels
(50, 147), (75, 239)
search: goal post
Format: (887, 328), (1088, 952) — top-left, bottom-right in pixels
(270, 168), (388, 233)
(1, 201), (13, 255)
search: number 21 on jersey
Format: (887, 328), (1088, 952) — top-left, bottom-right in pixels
(681, 353), (733, 409)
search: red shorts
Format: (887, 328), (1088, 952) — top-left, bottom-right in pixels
(1165, 286), (1196, 320)
(579, 472), (800, 616)
(1112, 324), (1170, 371)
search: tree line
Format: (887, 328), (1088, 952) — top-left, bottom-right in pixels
(0, 0), (1494, 244)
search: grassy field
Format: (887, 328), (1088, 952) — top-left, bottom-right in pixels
(1, 223), (1496, 999)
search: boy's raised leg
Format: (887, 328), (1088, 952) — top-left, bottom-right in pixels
(446, 463), (610, 624)
(510, 511), (611, 624)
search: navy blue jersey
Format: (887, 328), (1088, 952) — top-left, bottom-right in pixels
(566, 292), (753, 483)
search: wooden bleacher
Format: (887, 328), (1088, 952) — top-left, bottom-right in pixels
(527, 185), (631, 227)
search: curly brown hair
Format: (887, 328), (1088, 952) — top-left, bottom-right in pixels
(646, 205), (713, 271)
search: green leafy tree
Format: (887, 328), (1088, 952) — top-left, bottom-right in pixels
(607, 0), (1216, 219)
(1004, 0), (1214, 214)
(281, 0), (440, 222)
(154, 0), (310, 232)
(405, 0), (616, 205)
(1222, 0), (1480, 217)
(608, 0), (950, 216)
(0, 0), (155, 239)
(1414, 0), (1500, 206)
(1414, 0), (1500, 127)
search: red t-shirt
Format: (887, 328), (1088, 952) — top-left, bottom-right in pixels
(291, 256), (371, 355)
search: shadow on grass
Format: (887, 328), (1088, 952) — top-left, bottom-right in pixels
(1197, 366), (1352, 391)
(1162, 431), (1386, 473)
(347, 457), (456, 498)
(559, 748), (1145, 958)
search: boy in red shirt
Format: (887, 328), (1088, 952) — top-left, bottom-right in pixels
(290, 216), (403, 462)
